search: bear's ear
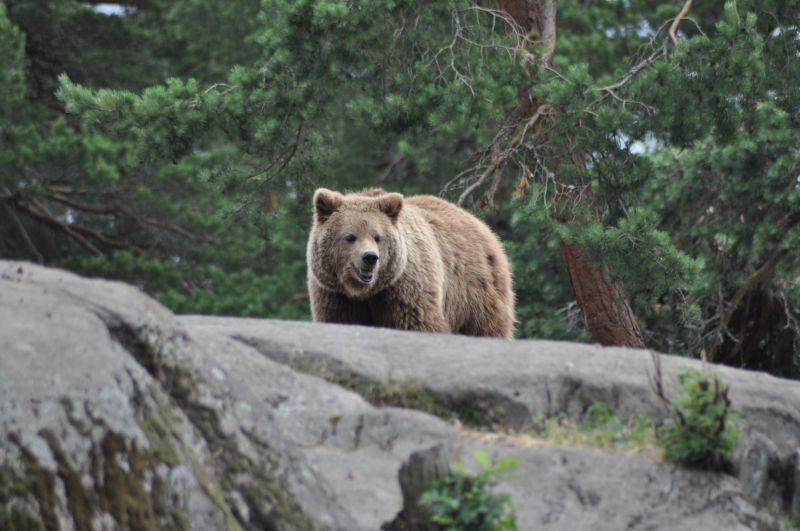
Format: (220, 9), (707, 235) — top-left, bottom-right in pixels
(377, 193), (403, 221)
(314, 188), (344, 223)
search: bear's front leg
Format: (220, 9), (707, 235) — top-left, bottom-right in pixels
(309, 281), (372, 325)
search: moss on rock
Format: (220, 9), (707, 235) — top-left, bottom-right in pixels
(0, 439), (57, 531)
(289, 358), (492, 429)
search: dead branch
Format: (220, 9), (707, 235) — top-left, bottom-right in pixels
(596, 45), (668, 95)
(442, 106), (524, 196)
(245, 117), (305, 186)
(456, 104), (550, 206)
(18, 199), (105, 257)
(68, 222), (142, 252)
(377, 153), (406, 182)
(43, 191), (117, 215)
(649, 350), (669, 411)
(30, 198), (140, 253)
(441, 167), (478, 196)
(669, 0), (694, 45)
(486, 143), (503, 203)
(447, 0), (558, 205)
(708, 210), (800, 360)
(445, 0), (695, 205)
(42, 189), (211, 243)
(429, 6), (534, 96)
(44, 184), (127, 197)
(778, 286), (800, 335)
(274, 118), (304, 177)
(1, 185), (214, 257)
(593, 1), (700, 109)
(708, 249), (787, 361)
(1, 189), (44, 264)
(202, 83), (237, 96)
(132, 217), (205, 242)
(457, 163), (497, 206)
(191, 83), (237, 108)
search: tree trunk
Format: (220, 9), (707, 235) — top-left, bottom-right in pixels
(499, 0), (645, 348)
(559, 242), (645, 347)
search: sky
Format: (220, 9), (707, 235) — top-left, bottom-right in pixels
(92, 3), (126, 16)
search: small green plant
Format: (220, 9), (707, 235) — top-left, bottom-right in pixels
(418, 449), (518, 531)
(536, 402), (658, 451)
(582, 401), (614, 430)
(657, 370), (742, 469)
(779, 513), (799, 530)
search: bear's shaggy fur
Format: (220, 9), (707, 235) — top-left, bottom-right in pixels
(306, 188), (515, 338)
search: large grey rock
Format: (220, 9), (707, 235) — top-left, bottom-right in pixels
(0, 261), (791, 530)
(465, 437), (775, 531)
(0, 261), (455, 530)
(183, 316), (800, 523)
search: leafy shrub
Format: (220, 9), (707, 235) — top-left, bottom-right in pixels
(418, 450), (518, 531)
(658, 370), (742, 469)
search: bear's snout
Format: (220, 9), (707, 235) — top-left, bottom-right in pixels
(352, 250), (379, 285)
(361, 251), (379, 270)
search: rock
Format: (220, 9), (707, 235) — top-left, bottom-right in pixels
(0, 262), (455, 530)
(794, 451), (800, 518)
(464, 437), (774, 531)
(0, 260), (792, 529)
(387, 443), (455, 531)
(184, 315), (800, 523)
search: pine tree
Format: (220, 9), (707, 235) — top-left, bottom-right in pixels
(2, 0), (798, 377)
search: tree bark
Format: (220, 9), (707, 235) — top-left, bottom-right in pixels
(499, 0), (645, 348)
(559, 242), (644, 347)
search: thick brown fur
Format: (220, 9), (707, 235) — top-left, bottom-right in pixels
(307, 188), (515, 338)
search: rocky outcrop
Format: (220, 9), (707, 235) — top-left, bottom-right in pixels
(185, 315), (800, 524)
(1, 260), (796, 530)
(1, 261), (463, 530)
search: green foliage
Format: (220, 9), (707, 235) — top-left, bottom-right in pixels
(505, 0), (800, 376)
(658, 370), (742, 469)
(507, 193), (586, 341)
(419, 450), (518, 531)
(537, 402), (658, 451)
(2, 0), (800, 380)
(0, 4), (24, 107)
(780, 513), (799, 531)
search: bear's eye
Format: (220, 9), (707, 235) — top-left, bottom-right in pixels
(344, 234), (357, 243)
(374, 235), (381, 243)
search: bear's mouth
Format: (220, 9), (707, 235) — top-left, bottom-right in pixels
(352, 265), (375, 284)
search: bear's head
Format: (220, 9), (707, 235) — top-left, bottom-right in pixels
(307, 188), (408, 299)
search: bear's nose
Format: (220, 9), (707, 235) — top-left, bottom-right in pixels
(362, 251), (379, 268)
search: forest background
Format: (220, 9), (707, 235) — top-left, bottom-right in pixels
(1, 0), (798, 379)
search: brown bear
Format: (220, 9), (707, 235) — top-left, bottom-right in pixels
(306, 188), (515, 338)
